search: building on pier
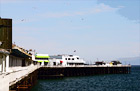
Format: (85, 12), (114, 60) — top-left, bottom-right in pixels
(94, 60), (122, 66)
(35, 54), (50, 66)
(34, 54), (86, 66)
(49, 54), (85, 66)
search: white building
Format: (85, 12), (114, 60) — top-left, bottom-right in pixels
(49, 54), (85, 66)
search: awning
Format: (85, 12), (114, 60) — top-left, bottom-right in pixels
(35, 54), (50, 58)
(37, 60), (49, 62)
(44, 60), (49, 62)
(37, 60), (43, 62)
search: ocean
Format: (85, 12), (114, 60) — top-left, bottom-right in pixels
(31, 65), (140, 91)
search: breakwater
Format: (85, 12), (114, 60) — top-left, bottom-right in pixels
(10, 65), (131, 91)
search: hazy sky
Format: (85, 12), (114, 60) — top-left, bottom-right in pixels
(0, 0), (140, 63)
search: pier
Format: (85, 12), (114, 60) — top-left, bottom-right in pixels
(8, 65), (131, 91)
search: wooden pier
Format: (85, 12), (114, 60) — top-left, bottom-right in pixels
(38, 65), (131, 79)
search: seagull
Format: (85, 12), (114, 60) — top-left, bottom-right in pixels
(21, 19), (24, 21)
(32, 7), (37, 9)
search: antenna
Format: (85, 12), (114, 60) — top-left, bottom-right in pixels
(73, 50), (76, 55)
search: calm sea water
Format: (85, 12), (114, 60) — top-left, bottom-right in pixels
(31, 66), (140, 91)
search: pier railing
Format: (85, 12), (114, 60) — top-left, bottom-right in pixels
(42, 65), (131, 68)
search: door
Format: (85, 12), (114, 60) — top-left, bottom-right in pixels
(22, 59), (26, 67)
(44, 62), (48, 66)
(53, 62), (56, 66)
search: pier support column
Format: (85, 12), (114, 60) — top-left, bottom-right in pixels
(6, 55), (9, 72)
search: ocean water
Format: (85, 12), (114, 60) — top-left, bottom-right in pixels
(31, 66), (140, 91)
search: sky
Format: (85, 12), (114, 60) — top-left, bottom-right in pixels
(0, 0), (140, 64)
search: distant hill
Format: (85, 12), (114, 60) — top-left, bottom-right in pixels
(118, 57), (140, 65)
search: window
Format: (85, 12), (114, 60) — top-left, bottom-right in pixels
(72, 58), (74, 60)
(77, 57), (79, 60)
(65, 58), (67, 60)
(68, 58), (70, 60)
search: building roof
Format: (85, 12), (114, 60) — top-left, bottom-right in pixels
(0, 49), (10, 54)
(12, 44), (32, 57)
(49, 55), (62, 59)
(11, 44), (32, 58)
(11, 49), (31, 58)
